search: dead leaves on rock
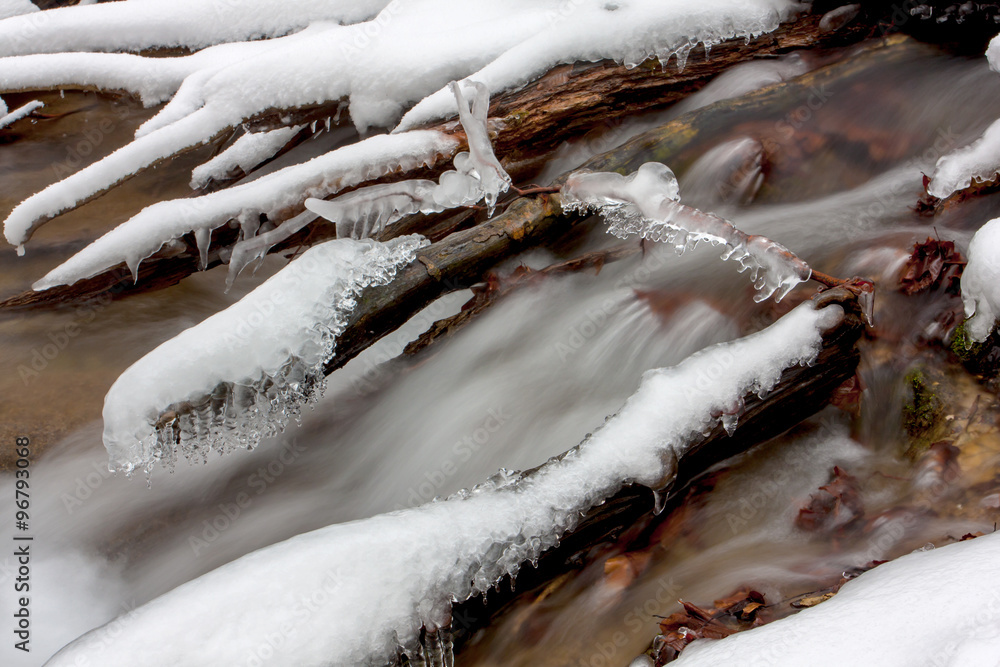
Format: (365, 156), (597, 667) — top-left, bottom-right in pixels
(898, 236), (965, 295)
(653, 588), (767, 664)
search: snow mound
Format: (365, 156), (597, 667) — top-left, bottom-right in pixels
(961, 218), (1000, 343)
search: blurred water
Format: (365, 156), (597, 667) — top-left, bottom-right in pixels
(2, 41), (1000, 666)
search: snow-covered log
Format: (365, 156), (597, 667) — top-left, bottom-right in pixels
(48, 296), (857, 666)
(0, 28), (902, 312)
(102, 235), (427, 475)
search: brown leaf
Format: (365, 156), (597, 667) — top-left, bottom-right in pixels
(898, 237), (965, 296)
(796, 466), (864, 532)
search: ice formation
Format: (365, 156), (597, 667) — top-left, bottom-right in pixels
(50, 300), (841, 666)
(0, 97), (40, 129)
(101, 235), (427, 475)
(1, 0), (798, 253)
(189, 125), (305, 190)
(32, 130), (455, 290)
(229, 81), (510, 284)
(960, 218), (1000, 342)
(673, 532), (1000, 666)
(561, 162), (812, 301)
(927, 118), (1000, 199)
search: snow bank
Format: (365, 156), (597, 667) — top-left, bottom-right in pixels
(960, 218), (1000, 342)
(674, 533), (1000, 666)
(32, 130), (456, 290)
(50, 300), (842, 666)
(101, 235), (428, 475)
(561, 162), (812, 302)
(2, 0), (799, 251)
(0, 0), (391, 56)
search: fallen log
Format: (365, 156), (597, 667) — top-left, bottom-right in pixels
(446, 287), (866, 654)
(0, 9), (874, 311)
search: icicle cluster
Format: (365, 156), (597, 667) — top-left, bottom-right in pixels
(228, 81), (510, 286)
(31, 130), (456, 291)
(102, 235), (427, 475)
(560, 162), (812, 302)
(50, 301), (842, 667)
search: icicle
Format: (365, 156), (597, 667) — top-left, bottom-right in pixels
(448, 81), (510, 213)
(194, 227), (211, 270)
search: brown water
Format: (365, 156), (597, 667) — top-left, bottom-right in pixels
(1, 39), (1000, 666)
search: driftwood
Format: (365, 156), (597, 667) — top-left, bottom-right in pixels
(446, 288), (866, 652)
(0, 8), (876, 311)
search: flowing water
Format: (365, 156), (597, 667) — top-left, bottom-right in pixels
(2, 40), (1000, 666)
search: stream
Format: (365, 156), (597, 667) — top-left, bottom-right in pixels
(2, 38), (1000, 666)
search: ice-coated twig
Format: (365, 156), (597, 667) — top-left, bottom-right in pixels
(560, 162), (813, 302)
(102, 235), (428, 475)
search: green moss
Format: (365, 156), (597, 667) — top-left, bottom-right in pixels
(505, 110), (530, 128)
(902, 368), (940, 440)
(949, 321), (985, 361)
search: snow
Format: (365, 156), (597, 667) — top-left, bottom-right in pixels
(673, 532), (1000, 667)
(927, 34), (1000, 199)
(960, 218), (1000, 342)
(101, 235), (428, 475)
(0, 98), (40, 129)
(927, 118), (1000, 199)
(1, 0), (798, 253)
(0, 0), (35, 21)
(49, 300), (842, 666)
(396, 0), (799, 132)
(190, 125), (304, 190)
(560, 162), (812, 302)
(0, 0), (391, 56)
(32, 130), (456, 290)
